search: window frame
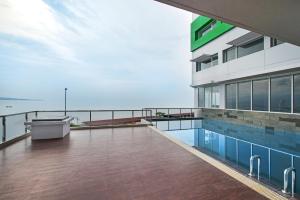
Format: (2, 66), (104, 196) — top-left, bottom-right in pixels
(237, 37), (264, 58)
(270, 75), (292, 113)
(223, 46), (237, 63)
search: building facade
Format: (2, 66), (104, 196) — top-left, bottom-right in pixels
(191, 15), (300, 114)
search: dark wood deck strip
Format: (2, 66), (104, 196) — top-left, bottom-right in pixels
(0, 127), (267, 200)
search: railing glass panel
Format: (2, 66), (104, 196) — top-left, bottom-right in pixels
(252, 145), (269, 178)
(294, 156), (300, 193)
(27, 112), (37, 122)
(270, 150), (291, 184)
(67, 112), (90, 125)
(237, 140), (251, 168)
(225, 137), (237, 163)
(180, 120), (193, 130)
(37, 112), (65, 119)
(169, 120), (180, 130)
(0, 117), (3, 143)
(6, 114), (26, 141)
(91, 111), (112, 120)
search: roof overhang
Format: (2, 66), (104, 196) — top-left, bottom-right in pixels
(191, 54), (211, 62)
(154, 0), (300, 46)
(227, 32), (262, 46)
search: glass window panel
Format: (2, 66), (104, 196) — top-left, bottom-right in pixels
(237, 38), (264, 58)
(238, 81), (251, 110)
(196, 62), (201, 72)
(271, 38), (284, 47)
(223, 47), (236, 63)
(195, 20), (217, 40)
(212, 86), (220, 108)
(252, 79), (269, 111)
(226, 83), (237, 109)
(198, 87), (205, 107)
(211, 54), (218, 66)
(293, 74), (300, 113)
(201, 59), (211, 70)
(205, 87), (211, 108)
(271, 76), (291, 112)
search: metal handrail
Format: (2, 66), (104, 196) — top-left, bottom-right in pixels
(282, 167), (296, 197)
(248, 155), (261, 180)
(0, 109), (153, 143)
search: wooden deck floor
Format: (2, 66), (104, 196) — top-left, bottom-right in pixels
(0, 127), (267, 200)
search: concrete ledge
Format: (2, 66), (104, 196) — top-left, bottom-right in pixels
(199, 108), (300, 133)
(149, 126), (288, 200)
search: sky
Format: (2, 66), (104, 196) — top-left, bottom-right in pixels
(0, 0), (192, 114)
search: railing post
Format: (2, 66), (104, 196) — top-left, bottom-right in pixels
(132, 110), (134, 123)
(190, 108), (193, 128)
(25, 113), (28, 133)
(179, 108), (182, 118)
(2, 117), (6, 143)
(112, 111), (114, 126)
(89, 110), (92, 123)
(35, 111), (38, 118)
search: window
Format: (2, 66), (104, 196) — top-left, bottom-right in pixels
(212, 86), (220, 108)
(238, 82), (251, 110)
(198, 87), (205, 107)
(226, 83), (237, 109)
(205, 87), (211, 108)
(198, 54), (219, 71)
(196, 62), (201, 72)
(270, 38), (284, 47)
(252, 79), (269, 111)
(293, 75), (300, 113)
(223, 46), (237, 63)
(237, 37), (264, 58)
(270, 76), (291, 112)
(195, 20), (217, 40)
(211, 54), (218, 66)
(201, 59), (212, 70)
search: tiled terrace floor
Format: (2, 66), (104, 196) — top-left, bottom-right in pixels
(0, 127), (267, 200)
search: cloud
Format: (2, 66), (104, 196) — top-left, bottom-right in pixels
(0, 0), (79, 61)
(0, 0), (193, 111)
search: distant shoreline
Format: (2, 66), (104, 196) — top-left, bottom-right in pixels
(0, 97), (42, 101)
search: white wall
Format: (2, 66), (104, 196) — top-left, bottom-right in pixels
(192, 29), (300, 87)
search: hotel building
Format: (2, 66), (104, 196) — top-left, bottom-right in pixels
(191, 15), (300, 114)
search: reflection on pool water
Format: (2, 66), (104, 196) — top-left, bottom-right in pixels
(154, 119), (300, 195)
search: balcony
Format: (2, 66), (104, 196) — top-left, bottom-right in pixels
(0, 108), (284, 200)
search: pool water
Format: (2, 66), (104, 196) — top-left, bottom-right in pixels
(154, 119), (300, 195)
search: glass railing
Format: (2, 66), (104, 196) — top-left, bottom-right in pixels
(142, 108), (200, 120)
(0, 108), (203, 145)
(0, 109), (154, 144)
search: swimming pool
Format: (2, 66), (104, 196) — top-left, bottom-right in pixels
(154, 119), (300, 196)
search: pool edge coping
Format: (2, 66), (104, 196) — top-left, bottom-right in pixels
(149, 126), (288, 200)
